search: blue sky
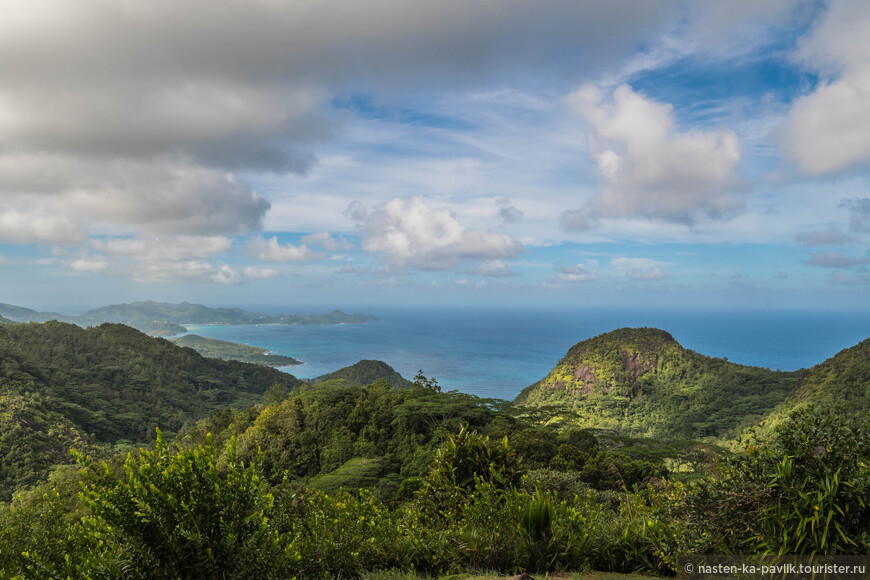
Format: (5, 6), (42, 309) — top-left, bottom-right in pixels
(2, 0), (870, 311)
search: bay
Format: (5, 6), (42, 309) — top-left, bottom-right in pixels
(184, 307), (870, 400)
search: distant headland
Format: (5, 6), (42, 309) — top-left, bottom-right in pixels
(0, 300), (378, 336)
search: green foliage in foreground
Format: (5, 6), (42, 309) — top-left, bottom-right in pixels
(2, 407), (867, 579)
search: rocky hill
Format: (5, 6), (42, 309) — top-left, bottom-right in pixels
(514, 327), (801, 440)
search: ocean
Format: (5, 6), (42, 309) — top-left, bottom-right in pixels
(184, 307), (870, 400)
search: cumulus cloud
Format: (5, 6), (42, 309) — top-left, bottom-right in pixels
(70, 256), (110, 272)
(86, 235), (240, 283)
(92, 236), (232, 261)
(0, 206), (85, 244)
(0, 155), (270, 241)
(466, 260), (517, 278)
(496, 198), (524, 225)
(829, 270), (870, 285)
(558, 209), (594, 232)
(337, 264), (371, 274)
(247, 236), (322, 262)
(301, 232), (353, 251)
(353, 197), (523, 270)
(795, 227), (853, 246)
(610, 257), (668, 280)
(803, 250), (870, 268)
(784, 2), (870, 174)
(243, 266), (280, 279)
(567, 84), (743, 223)
(843, 198), (870, 233)
(547, 262), (598, 284)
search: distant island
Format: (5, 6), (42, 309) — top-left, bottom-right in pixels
(169, 334), (302, 367)
(0, 300), (378, 336)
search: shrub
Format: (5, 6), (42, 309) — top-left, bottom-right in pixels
(678, 407), (870, 555)
(75, 430), (284, 579)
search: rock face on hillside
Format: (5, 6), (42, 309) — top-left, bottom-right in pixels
(313, 360), (414, 389)
(515, 327), (800, 440)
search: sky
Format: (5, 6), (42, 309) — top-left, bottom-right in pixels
(1, 0), (870, 312)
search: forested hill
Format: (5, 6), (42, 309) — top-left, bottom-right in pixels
(514, 327), (801, 440)
(0, 300), (378, 335)
(759, 336), (870, 428)
(313, 359), (414, 389)
(0, 321), (300, 499)
(169, 334), (302, 366)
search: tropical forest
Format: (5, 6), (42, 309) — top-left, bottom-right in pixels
(1, 319), (868, 579)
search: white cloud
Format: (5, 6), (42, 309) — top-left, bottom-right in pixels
(784, 2), (870, 174)
(567, 84), (743, 223)
(353, 197), (523, 270)
(92, 235), (231, 261)
(829, 270), (870, 285)
(0, 155), (270, 241)
(301, 231), (353, 251)
(243, 266), (280, 279)
(558, 209), (594, 232)
(0, 206), (85, 244)
(547, 262), (598, 284)
(247, 236), (321, 262)
(844, 198), (870, 233)
(795, 227), (852, 246)
(496, 198), (524, 225)
(610, 257), (669, 280)
(803, 250), (870, 268)
(0, 256), (7, 265)
(70, 256), (109, 272)
(211, 265), (241, 285)
(87, 235), (236, 283)
(337, 264), (371, 274)
(466, 260), (517, 278)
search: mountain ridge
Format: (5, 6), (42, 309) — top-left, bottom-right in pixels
(0, 301), (378, 336)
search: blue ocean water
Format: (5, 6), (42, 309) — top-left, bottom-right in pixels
(184, 307), (870, 401)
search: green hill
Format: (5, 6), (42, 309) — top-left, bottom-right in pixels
(514, 327), (800, 440)
(0, 321), (301, 499)
(757, 336), (870, 429)
(170, 334), (302, 366)
(0, 303), (43, 320)
(313, 359), (414, 389)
